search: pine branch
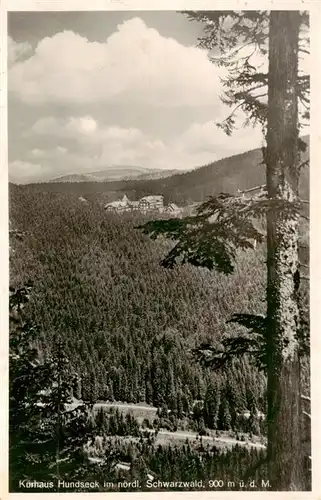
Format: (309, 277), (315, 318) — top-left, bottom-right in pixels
(247, 83), (268, 93)
(209, 41), (256, 62)
(249, 92), (267, 100)
(299, 160), (309, 170)
(216, 103), (244, 135)
(139, 194), (301, 275)
(237, 184), (266, 194)
(183, 10), (308, 138)
(227, 313), (267, 334)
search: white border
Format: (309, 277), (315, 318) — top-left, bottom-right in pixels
(0, 2), (9, 499)
(309, 1), (321, 496)
(1, 1), (320, 499)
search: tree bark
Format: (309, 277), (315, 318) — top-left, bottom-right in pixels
(266, 11), (305, 490)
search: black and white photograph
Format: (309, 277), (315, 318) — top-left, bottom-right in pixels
(3, 3), (317, 495)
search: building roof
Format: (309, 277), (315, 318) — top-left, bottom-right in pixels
(105, 200), (126, 208)
(105, 194), (132, 209)
(168, 203), (180, 211)
(140, 195), (163, 202)
(115, 462), (131, 471)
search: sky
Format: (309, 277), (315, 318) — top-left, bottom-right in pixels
(7, 12), (285, 183)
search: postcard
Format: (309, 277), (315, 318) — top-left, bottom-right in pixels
(1, 1), (320, 498)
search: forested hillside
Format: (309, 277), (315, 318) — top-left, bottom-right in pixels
(24, 138), (309, 206)
(8, 6), (311, 490)
(10, 184), (269, 433)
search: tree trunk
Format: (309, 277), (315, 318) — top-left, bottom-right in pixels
(266, 11), (305, 490)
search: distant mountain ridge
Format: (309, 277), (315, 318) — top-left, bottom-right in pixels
(117, 135), (309, 204)
(49, 166), (184, 183)
(19, 137), (309, 206)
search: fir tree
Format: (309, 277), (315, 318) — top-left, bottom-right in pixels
(139, 10), (310, 489)
(9, 283), (94, 490)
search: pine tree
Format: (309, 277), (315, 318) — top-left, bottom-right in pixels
(264, 11), (305, 488)
(73, 374), (82, 401)
(203, 382), (220, 429)
(9, 283), (95, 490)
(248, 410), (260, 437)
(140, 10), (310, 489)
(218, 399), (232, 431)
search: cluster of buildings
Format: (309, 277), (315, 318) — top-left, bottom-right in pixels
(104, 194), (182, 217)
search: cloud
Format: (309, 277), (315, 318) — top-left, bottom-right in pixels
(176, 121), (264, 158)
(9, 18), (225, 107)
(28, 146), (68, 159)
(8, 16), (309, 184)
(30, 115), (264, 166)
(31, 115), (144, 146)
(13, 113), (264, 183)
(29, 148), (45, 158)
(9, 160), (45, 183)
(8, 36), (32, 66)
(31, 116), (98, 140)
(31, 116), (98, 138)
(32, 115), (168, 168)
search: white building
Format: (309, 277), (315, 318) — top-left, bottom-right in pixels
(165, 203), (182, 217)
(138, 195), (164, 213)
(105, 194), (165, 214)
(105, 194), (132, 212)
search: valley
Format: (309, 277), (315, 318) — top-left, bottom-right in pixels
(9, 141), (309, 491)
(25, 138), (309, 207)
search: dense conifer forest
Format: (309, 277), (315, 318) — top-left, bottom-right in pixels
(10, 184), (269, 420)
(9, 105), (312, 488)
(7, 5), (311, 491)
(9, 159), (310, 490)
